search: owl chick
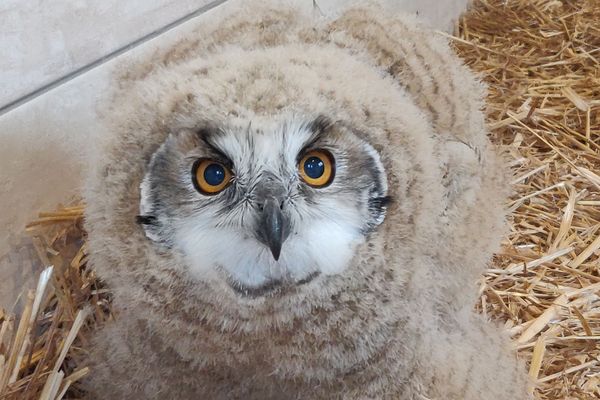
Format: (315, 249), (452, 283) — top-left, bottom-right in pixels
(84, 1), (530, 399)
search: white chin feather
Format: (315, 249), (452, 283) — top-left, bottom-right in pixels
(174, 219), (362, 290)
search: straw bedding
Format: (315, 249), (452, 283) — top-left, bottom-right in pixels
(450, 0), (600, 398)
(0, 0), (598, 398)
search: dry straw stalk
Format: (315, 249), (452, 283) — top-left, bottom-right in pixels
(451, 0), (600, 398)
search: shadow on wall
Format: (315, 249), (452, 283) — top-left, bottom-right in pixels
(401, 0), (471, 31)
(0, 134), (81, 254)
(318, 0), (471, 32)
(0, 237), (42, 315)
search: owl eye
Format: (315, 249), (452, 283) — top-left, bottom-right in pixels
(192, 159), (233, 195)
(298, 150), (335, 188)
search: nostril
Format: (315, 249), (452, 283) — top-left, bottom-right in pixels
(256, 197), (284, 212)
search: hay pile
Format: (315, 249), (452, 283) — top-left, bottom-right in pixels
(451, 0), (600, 398)
(0, 206), (110, 399)
(0, 0), (598, 398)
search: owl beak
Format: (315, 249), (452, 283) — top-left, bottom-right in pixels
(256, 197), (289, 261)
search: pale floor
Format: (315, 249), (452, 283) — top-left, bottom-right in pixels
(0, 0), (470, 311)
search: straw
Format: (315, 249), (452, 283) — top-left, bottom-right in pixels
(0, 204), (109, 399)
(451, 1), (600, 398)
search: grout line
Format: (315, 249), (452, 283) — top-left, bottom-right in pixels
(0, 0), (229, 117)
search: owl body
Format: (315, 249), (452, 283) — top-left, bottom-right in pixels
(84, 2), (529, 399)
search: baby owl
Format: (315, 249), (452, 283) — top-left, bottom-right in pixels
(84, 1), (531, 399)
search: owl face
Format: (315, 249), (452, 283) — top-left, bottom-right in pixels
(138, 115), (388, 296)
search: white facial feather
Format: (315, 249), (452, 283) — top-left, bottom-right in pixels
(175, 217), (362, 289)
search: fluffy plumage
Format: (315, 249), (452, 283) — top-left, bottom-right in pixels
(84, 1), (531, 398)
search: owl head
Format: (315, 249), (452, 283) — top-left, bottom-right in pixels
(87, 30), (451, 309)
(85, 2), (501, 335)
(137, 114), (389, 296)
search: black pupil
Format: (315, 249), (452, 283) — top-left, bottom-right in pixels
(304, 156), (325, 179)
(204, 163), (226, 186)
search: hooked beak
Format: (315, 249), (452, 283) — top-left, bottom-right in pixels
(256, 197), (289, 261)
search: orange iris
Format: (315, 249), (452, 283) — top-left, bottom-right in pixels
(192, 159), (233, 195)
(298, 150), (335, 188)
